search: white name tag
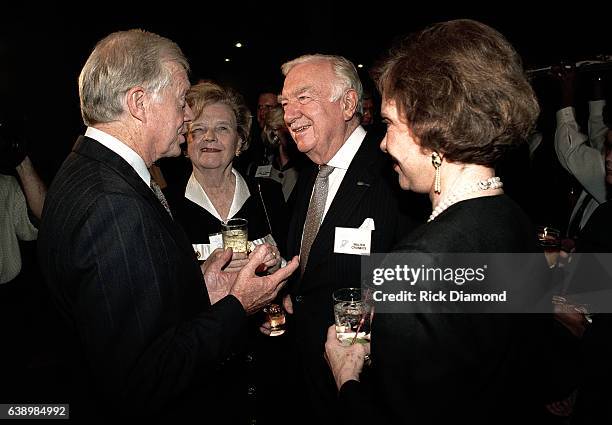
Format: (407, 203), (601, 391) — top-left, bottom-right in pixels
(334, 227), (372, 255)
(255, 165), (272, 178)
(209, 232), (223, 250)
(193, 232), (224, 261)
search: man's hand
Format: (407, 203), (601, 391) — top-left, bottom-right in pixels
(229, 244), (298, 315)
(223, 252), (249, 273)
(324, 325), (369, 390)
(201, 248), (236, 304)
(225, 244), (281, 274)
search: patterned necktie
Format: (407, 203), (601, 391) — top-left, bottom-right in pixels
(150, 179), (173, 219)
(300, 164), (334, 275)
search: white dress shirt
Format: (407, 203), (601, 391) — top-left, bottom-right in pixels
(320, 125), (367, 220)
(85, 127), (151, 186)
(184, 168), (250, 222)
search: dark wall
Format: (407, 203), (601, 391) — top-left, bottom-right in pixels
(1, 5), (609, 183)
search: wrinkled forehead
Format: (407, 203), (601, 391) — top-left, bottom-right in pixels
(195, 102), (236, 124)
(282, 61), (334, 96)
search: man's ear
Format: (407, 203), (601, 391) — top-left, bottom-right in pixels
(126, 86), (147, 122)
(342, 89), (358, 121)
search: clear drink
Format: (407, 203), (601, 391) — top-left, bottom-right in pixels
(334, 302), (371, 345)
(222, 218), (248, 253)
(332, 288), (372, 346)
(222, 229), (248, 253)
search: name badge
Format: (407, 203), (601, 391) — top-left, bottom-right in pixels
(334, 227), (372, 255)
(255, 165), (272, 178)
(209, 232), (223, 250)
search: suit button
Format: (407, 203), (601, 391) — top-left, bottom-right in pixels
(245, 353), (254, 363)
(294, 295), (304, 303)
(248, 385), (256, 396)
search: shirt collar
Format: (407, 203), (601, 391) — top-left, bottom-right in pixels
(327, 125), (366, 170)
(184, 168), (251, 222)
(85, 127), (151, 186)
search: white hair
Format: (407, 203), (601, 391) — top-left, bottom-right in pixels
(78, 29), (189, 126)
(281, 54), (363, 114)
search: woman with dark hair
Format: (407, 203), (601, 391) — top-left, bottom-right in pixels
(324, 19), (552, 424)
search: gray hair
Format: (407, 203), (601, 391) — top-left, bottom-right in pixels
(78, 29), (189, 126)
(281, 54), (363, 114)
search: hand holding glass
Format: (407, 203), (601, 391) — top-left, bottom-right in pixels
(333, 288), (372, 345)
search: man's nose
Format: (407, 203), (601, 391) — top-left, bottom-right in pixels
(283, 102), (301, 124)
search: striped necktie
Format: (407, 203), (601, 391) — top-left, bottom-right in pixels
(150, 179), (173, 219)
(300, 164), (334, 275)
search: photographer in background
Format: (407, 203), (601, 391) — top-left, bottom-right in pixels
(0, 118), (46, 283)
(553, 66), (608, 244)
(0, 117), (47, 400)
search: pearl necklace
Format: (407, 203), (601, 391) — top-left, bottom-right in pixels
(428, 176), (503, 222)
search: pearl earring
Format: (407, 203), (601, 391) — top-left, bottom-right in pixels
(431, 152), (442, 194)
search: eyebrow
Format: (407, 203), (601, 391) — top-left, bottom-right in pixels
(279, 85), (314, 102)
(192, 119), (234, 127)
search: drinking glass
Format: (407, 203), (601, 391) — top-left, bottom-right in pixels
(263, 303), (286, 336)
(537, 226), (561, 268)
(333, 288), (372, 346)
(221, 218), (248, 253)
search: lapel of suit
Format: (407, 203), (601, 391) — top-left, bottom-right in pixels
(74, 136), (190, 252)
(304, 133), (382, 274)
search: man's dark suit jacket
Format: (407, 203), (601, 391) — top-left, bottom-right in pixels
(38, 136), (247, 422)
(285, 130), (416, 420)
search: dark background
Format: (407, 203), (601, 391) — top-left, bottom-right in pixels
(1, 3), (609, 407)
(1, 4), (609, 182)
